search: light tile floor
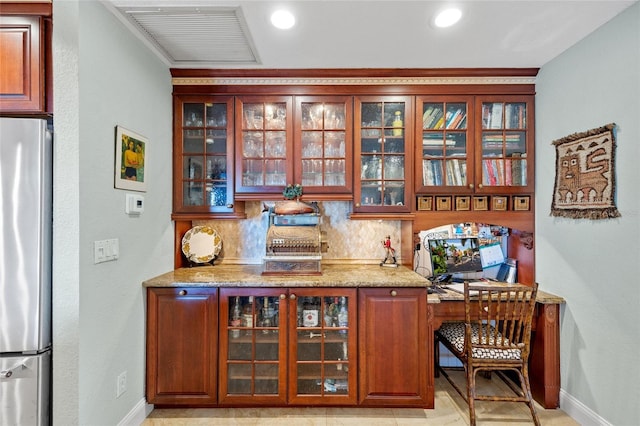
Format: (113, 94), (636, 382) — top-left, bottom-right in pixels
(143, 370), (578, 425)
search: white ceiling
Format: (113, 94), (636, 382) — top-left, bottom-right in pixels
(105, 0), (637, 70)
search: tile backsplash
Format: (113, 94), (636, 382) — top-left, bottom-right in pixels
(194, 201), (402, 265)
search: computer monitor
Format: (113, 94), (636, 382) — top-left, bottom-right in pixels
(427, 237), (482, 277)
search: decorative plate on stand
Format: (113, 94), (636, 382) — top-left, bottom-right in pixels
(181, 226), (222, 264)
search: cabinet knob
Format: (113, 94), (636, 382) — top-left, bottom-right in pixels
(468, 183), (474, 189)
(355, 203), (361, 207)
(390, 290), (397, 297)
(290, 294), (297, 300)
(280, 293), (286, 300)
(226, 204), (233, 208)
(179, 290), (187, 296)
(478, 184), (483, 188)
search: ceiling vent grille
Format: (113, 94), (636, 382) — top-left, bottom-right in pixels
(117, 7), (259, 65)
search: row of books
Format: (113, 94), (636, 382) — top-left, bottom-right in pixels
(482, 156), (527, 186)
(422, 159), (467, 186)
(422, 106), (467, 130)
(421, 156), (528, 187)
(482, 103), (527, 130)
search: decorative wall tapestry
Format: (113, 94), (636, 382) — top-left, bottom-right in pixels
(551, 123), (620, 220)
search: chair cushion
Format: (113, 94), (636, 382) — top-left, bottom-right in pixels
(438, 322), (522, 360)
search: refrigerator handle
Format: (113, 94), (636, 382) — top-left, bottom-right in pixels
(1, 362), (27, 379)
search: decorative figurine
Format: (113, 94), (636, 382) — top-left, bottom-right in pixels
(380, 235), (398, 267)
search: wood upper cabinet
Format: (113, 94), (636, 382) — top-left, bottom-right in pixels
(353, 96), (413, 214)
(358, 287), (428, 407)
(414, 96), (475, 194)
(146, 287), (218, 406)
(234, 96), (294, 198)
(474, 95), (535, 194)
(293, 96), (353, 198)
(415, 95), (534, 197)
(172, 95), (245, 219)
(0, 14), (45, 112)
(234, 95), (353, 200)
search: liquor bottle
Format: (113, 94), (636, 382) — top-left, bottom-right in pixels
(392, 111), (403, 136)
(303, 297), (319, 327)
(243, 296), (254, 328)
(230, 296), (242, 338)
(331, 297), (340, 327)
(338, 297), (348, 333)
(261, 296), (272, 333)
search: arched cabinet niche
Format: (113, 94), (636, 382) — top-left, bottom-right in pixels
(412, 217), (534, 285)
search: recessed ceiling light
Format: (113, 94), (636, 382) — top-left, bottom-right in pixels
(434, 8), (462, 28)
(271, 10), (295, 30)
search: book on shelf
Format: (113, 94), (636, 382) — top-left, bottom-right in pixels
(423, 158), (466, 187)
(490, 103), (503, 129)
(422, 105), (436, 128)
(505, 104), (526, 129)
(423, 106), (444, 129)
(449, 110), (466, 129)
(423, 137), (456, 146)
(445, 109), (463, 129)
(511, 153), (522, 186)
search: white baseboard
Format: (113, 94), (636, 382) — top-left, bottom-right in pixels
(560, 389), (611, 426)
(118, 398), (153, 426)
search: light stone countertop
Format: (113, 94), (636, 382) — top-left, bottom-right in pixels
(142, 263), (565, 304)
(142, 263), (431, 288)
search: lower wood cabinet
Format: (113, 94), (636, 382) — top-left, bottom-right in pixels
(218, 287), (357, 406)
(146, 287), (218, 406)
(358, 287), (429, 407)
(146, 286), (426, 407)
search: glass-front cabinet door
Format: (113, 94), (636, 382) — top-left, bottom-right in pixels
(235, 96), (294, 198)
(289, 288), (357, 405)
(354, 96), (412, 213)
(415, 96), (474, 193)
(294, 96), (353, 196)
(173, 96), (235, 215)
(219, 288), (288, 405)
(475, 96), (533, 193)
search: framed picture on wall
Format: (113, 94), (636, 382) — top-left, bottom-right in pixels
(114, 125), (147, 192)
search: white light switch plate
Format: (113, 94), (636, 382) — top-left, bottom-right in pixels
(94, 238), (119, 263)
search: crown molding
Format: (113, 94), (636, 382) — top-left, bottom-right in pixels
(172, 76), (536, 86)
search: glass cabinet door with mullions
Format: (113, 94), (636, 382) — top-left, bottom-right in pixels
(416, 96), (473, 193)
(477, 97), (532, 192)
(289, 289), (357, 405)
(354, 97), (412, 213)
(295, 96), (353, 195)
(219, 289), (288, 405)
(175, 97), (235, 214)
(235, 96), (294, 196)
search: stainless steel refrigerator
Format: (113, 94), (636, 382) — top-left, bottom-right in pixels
(0, 117), (52, 426)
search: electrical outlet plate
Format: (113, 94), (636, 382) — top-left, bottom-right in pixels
(116, 371), (127, 398)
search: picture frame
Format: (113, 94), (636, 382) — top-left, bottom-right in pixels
(114, 126), (147, 192)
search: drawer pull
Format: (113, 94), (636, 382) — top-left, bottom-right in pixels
(179, 290), (187, 296)
(390, 290), (397, 297)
